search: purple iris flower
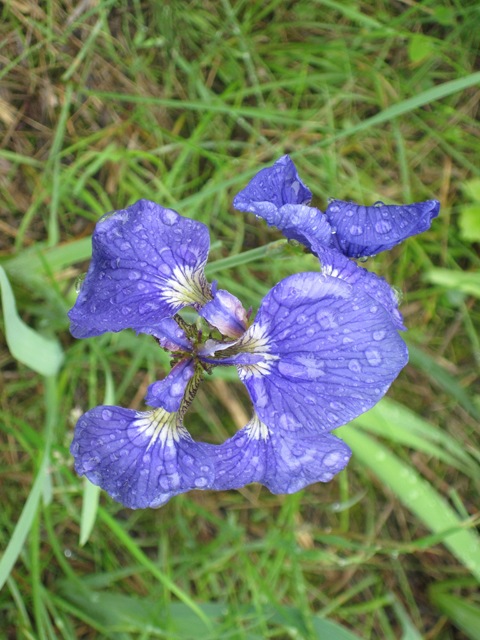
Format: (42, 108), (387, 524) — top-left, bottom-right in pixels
(233, 155), (440, 259)
(69, 184), (413, 509)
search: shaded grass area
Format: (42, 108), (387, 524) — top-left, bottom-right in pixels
(1, 0), (480, 638)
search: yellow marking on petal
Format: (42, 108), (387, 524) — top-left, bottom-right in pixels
(246, 412), (269, 441)
(321, 265), (339, 278)
(235, 322), (278, 378)
(133, 408), (179, 451)
(159, 265), (211, 307)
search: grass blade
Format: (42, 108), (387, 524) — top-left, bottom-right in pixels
(97, 507), (213, 630)
(406, 341), (480, 422)
(337, 425), (480, 581)
(205, 240), (286, 275)
(0, 377), (57, 590)
(429, 583), (480, 640)
(79, 362), (115, 546)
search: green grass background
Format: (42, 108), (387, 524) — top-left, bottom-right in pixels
(1, 1), (480, 638)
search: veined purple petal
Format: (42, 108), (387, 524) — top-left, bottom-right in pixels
(136, 317), (193, 352)
(70, 405), (215, 509)
(233, 156), (334, 252)
(233, 156), (335, 253)
(314, 245), (405, 330)
(270, 204), (333, 253)
(68, 200), (212, 339)
(233, 155), (312, 212)
(211, 412), (351, 494)
(236, 272), (408, 435)
(210, 413), (271, 490)
(199, 289), (247, 338)
(325, 199), (440, 258)
(145, 358), (195, 412)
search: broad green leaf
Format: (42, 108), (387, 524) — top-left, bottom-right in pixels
(463, 178), (480, 202)
(424, 268), (480, 298)
(353, 398), (480, 480)
(311, 617), (361, 639)
(0, 377), (57, 590)
(0, 265), (64, 376)
(58, 581), (362, 640)
(336, 426), (480, 581)
(459, 206), (480, 242)
(408, 35), (434, 63)
(430, 584), (480, 640)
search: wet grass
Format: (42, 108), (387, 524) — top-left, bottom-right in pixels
(1, 1), (480, 638)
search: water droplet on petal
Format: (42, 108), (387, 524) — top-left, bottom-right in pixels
(102, 409), (112, 420)
(348, 359), (362, 373)
(375, 220), (392, 234)
(195, 476), (208, 487)
(161, 209), (178, 225)
(373, 330), (386, 341)
(364, 347), (382, 366)
(349, 225), (363, 236)
(75, 273), (87, 293)
(358, 256), (368, 263)
(323, 451), (342, 467)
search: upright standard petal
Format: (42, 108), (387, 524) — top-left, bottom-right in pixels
(68, 199), (212, 338)
(325, 199), (440, 258)
(233, 155), (312, 213)
(235, 272), (408, 435)
(199, 289), (247, 338)
(314, 245), (405, 330)
(233, 156), (333, 253)
(70, 405), (215, 509)
(211, 412), (351, 494)
(145, 357), (195, 413)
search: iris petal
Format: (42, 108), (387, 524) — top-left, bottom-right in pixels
(211, 412), (351, 494)
(70, 405), (215, 509)
(233, 155), (312, 211)
(233, 156), (333, 252)
(314, 245), (405, 330)
(68, 199), (211, 339)
(136, 317), (193, 352)
(325, 199), (440, 258)
(199, 289), (247, 338)
(145, 358), (195, 412)
(236, 272), (408, 435)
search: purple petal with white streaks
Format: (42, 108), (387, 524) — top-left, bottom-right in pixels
(70, 405), (215, 509)
(325, 199), (440, 258)
(199, 289), (247, 338)
(236, 272), (408, 435)
(313, 245), (405, 330)
(233, 156), (334, 253)
(211, 412), (351, 494)
(136, 317), (193, 352)
(68, 199), (211, 339)
(145, 357), (195, 412)
(233, 155), (312, 213)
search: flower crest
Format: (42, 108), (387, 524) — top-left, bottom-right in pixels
(69, 156), (439, 509)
